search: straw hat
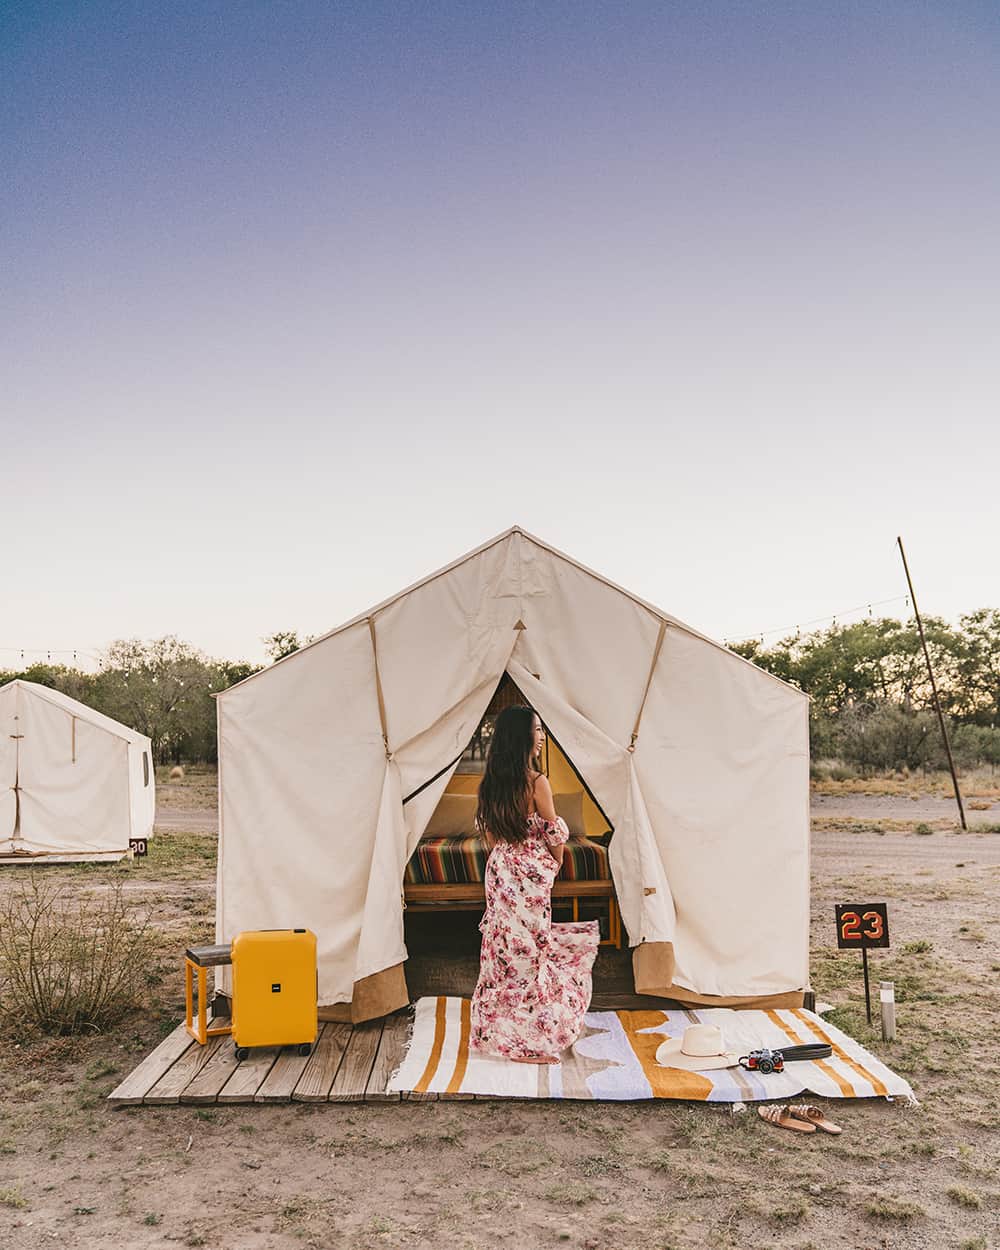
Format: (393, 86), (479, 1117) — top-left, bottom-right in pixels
(655, 1024), (740, 1071)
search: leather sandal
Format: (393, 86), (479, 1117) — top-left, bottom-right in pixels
(789, 1103), (843, 1135)
(758, 1104), (816, 1133)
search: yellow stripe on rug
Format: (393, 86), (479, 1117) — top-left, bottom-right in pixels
(619, 1010), (714, 1100)
(791, 1009), (889, 1098)
(414, 996), (448, 1093)
(765, 1009), (857, 1098)
(444, 999), (472, 1095)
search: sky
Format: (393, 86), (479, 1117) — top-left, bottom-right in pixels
(3, 1), (998, 669)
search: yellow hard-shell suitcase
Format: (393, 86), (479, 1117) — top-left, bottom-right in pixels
(231, 928), (317, 1060)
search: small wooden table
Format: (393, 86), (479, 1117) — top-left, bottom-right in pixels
(185, 944), (234, 1045)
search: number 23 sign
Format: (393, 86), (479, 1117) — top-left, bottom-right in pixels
(835, 903), (889, 949)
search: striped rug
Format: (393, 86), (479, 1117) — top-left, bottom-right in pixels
(388, 997), (916, 1102)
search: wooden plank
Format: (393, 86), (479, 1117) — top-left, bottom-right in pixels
(185, 943), (232, 967)
(255, 1028), (322, 1103)
(292, 1023), (352, 1102)
(329, 1019), (382, 1102)
(144, 1028), (230, 1105)
(218, 1046), (280, 1103)
(364, 1012), (410, 1102)
(590, 993), (680, 1011)
(180, 1034), (242, 1103)
(108, 1021), (197, 1106)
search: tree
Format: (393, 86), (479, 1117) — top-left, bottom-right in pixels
(954, 609), (1000, 725)
(263, 631), (316, 662)
(263, 631), (303, 662)
(91, 637), (218, 763)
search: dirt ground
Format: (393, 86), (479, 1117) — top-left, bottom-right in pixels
(1, 768), (998, 1250)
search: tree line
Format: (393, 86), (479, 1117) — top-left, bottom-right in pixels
(0, 633), (302, 765)
(5, 615), (1000, 772)
(731, 610), (1000, 772)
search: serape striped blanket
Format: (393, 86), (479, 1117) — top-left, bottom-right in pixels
(404, 834), (609, 885)
(388, 996), (916, 1102)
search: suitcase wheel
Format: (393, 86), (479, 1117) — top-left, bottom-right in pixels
(234, 1045), (250, 1061)
(297, 1042), (312, 1058)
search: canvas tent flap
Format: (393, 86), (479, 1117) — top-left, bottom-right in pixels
(633, 626), (810, 996)
(397, 672), (514, 852)
(352, 660), (522, 998)
(369, 538), (523, 753)
(354, 760), (409, 986)
(505, 661), (676, 948)
(512, 537), (667, 746)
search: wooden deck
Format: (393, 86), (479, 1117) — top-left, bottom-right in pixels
(108, 1013), (415, 1106)
(107, 993), (669, 1107)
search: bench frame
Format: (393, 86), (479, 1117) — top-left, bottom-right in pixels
(403, 880), (623, 947)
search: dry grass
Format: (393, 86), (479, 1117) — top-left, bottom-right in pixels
(153, 764), (219, 811)
(1, 773), (999, 1250)
(812, 765), (1000, 798)
(0, 874), (156, 1036)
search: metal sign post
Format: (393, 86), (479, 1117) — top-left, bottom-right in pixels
(835, 903), (890, 1024)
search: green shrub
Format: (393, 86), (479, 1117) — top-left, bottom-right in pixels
(0, 873), (155, 1036)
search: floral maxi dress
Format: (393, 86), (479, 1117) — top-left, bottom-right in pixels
(470, 813), (600, 1061)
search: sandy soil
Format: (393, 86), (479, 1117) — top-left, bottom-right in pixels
(1, 775), (998, 1250)
(813, 791), (1000, 826)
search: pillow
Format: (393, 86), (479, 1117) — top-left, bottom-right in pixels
(553, 791), (585, 838)
(424, 793), (479, 838)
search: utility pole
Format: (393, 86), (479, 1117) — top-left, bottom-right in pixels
(896, 536), (967, 831)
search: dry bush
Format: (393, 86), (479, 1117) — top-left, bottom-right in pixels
(0, 873), (155, 1036)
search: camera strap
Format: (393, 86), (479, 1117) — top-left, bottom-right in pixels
(777, 1044), (833, 1062)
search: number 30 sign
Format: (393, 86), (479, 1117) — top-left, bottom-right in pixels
(835, 902), (889, 949)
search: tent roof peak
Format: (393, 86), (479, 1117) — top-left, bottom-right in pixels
(217, 526), (806, 701)
(0, 678), (151, 745)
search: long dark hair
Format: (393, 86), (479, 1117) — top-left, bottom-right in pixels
(476, 705), (537, 844)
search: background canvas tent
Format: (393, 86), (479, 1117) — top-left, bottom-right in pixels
(216, 528), (810, 1019)
(0, 679), (155, 863)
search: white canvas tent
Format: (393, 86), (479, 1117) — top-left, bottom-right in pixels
(1, 680), (155, 863)
(216, 528), (810, 1019)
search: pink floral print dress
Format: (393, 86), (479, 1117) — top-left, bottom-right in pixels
(470, 812), (600, 1061)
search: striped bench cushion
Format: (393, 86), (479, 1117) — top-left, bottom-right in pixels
(404, 834), (610, 886)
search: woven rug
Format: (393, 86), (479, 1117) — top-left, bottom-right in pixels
(388, 997), (915, 1102)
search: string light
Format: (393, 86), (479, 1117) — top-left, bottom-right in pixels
(727, 595), (911, 647)
(0, 645), (101, 668)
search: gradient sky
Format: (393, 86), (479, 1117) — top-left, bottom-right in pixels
(3, 1), (998, 668)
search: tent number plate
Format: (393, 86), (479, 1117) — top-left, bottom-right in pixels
(129, 838), (148, 858)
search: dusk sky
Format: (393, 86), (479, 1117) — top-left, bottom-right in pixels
(4, 2), (998, 668)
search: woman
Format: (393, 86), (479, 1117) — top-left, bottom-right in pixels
(470, 705), (600, 1064)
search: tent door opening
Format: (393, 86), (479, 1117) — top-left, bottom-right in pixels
(401, 675), (634, 1001)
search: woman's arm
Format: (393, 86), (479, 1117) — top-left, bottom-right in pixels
(533, 774), (564, 868)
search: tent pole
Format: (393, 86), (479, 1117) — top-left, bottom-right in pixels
(629, 620), (667, 751)
(896, 536), (966, 830)
(367, 616), (392, 760)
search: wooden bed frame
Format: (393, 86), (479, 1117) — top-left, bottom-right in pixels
(403, 879), (622, 948)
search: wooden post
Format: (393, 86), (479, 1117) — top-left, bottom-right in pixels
(880, 981), (896, 1042)
(896, 536), (967, 830)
